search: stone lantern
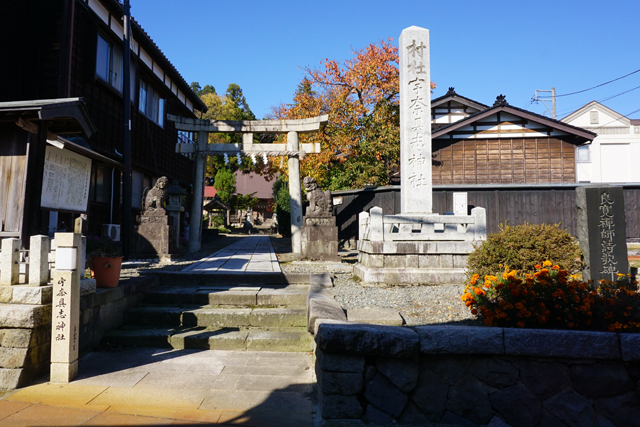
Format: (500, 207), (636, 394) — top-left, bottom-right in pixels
(165, 180), (186, 249)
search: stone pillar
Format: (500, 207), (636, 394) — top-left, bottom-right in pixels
(399, 26), (432, 214)
(288, 131), (303, 254)
(369, 207), (384, 242)
(50, 232), (81, 383)
(189, 130), (208, 253)
(1, 238), (20, 285)
(576, 186), (629, 282)
(29, 235), (50, 286)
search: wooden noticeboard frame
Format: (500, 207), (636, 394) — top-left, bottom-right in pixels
(41, 146), (92, 213)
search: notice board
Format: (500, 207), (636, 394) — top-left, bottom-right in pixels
(41, 146), (92, 212)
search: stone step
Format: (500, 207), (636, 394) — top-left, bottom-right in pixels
(101, 326), (312, 352)
(124, 305), (307, 328)
(143, 285), (308, 307)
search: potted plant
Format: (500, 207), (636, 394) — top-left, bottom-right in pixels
(86, 235), (122, 288)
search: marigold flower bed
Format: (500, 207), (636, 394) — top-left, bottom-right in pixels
(462, 260), (640, 332)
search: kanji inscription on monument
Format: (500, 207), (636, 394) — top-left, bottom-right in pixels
(399, 26), (431, 214)
(576, 186), (629, 282)
(50, 233), (81, 383)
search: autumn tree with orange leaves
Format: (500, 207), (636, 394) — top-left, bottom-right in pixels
(270, 39), (435, 190)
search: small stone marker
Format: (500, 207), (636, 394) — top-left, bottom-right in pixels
(50, 232), (81, 383)
(399, 26), (432, 214)
(576, 186), (629, 282)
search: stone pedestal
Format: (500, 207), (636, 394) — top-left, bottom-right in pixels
(135, 212), (175, 257)
(301, 215), (340, 262)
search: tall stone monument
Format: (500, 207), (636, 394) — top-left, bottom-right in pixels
(354, 26), (487, 285)
(576, 185), (629, 282)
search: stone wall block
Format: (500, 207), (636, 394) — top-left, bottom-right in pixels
(418, 255), (438, 269)
(409, 368), (449, 421)
(417, 325), (503, 355)
(594, 391), (640, 427)
(423, 355), (473, 385)
(0, 287), (12, 303)
(0, 329), (33, 348)
(364, 372), (408, 418)
(0, 348), (28, 369)
(504, 329), (619, 359)
(11, 286), (53, 305)
(619, 333), (640, 361)
(316, 323), (419, 359)
(446, 375), (494, 425)
(320, 352), (365, 373)
(320, 394), (363, 419)
(571, 362), (634, 399)
(365, 404), (394, 424)
(398, 400), (431, 425)
(471, 358), (519, 388)
(542, 389), (598, 427)
(441, 410), (479, 427)
(376, 356), (418, 393)
(406, 255), (419, 268)
(308, 297), (346, 334)
(321, 371), (363, 395)
(0, 304), (52, 328)
(489, 382), (541, 427)
(384, 255), (405, 268)
(519, 360), (570, 399)
(0, 368), (25, 391)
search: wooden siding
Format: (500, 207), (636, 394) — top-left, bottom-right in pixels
(432, 138), (576, 185)
(71, 5), (195, 184)
(0, 125), (28, 234)
(333, 185), (640, 241)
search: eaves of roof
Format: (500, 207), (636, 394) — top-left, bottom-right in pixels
(431, 92), (489, 111)
(432, 103), (597, 143)
(99, 0), (207, 113)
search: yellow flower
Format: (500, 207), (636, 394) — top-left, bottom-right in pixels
(543, 260), (553, 267)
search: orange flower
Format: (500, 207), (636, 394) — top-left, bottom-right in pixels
(474, 288), (485, 296)
(552, 265), (560, 270)
(515, 302), (524, 309)
(517, 321), (526, 328)
(535, 264), (542, 270)
(471, 308), (478, 315)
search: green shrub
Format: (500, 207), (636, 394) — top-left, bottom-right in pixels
(272, 176), (291, 237)
(466, 223), (583, 279)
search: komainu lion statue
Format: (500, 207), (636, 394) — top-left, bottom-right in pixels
(142, 176), (169, 213)
(303, 176), (332, 216)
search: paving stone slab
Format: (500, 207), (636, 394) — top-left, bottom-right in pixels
(347, 308), (403, 326)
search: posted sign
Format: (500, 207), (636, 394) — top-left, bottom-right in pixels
(41, 146), (92, 212)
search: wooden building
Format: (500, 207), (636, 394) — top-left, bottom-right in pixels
(0, 0), (206, 246)
(431, 90), (596, 185)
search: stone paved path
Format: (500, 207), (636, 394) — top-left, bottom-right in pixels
(182, 236), (280, 274)
(0, 348), (314, 426)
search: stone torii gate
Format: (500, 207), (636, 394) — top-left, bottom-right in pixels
(168, 114), (329, 254)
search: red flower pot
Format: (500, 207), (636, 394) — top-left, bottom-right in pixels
(90, 257), (123, 288)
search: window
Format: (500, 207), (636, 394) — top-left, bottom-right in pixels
(590, 111), (599, 125)
(139, 79), (165, 127)
(178, 131), (195, 159)
(577, 145), (590, 163)
(90, 164), (113, 204)
(96, 34), (136, 101)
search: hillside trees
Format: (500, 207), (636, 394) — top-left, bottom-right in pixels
(269, 39), (435, 190)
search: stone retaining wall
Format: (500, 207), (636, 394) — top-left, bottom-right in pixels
(79, 275), (158, 352)
(0, 275), (158, 390)
(314, 323), (640, 427)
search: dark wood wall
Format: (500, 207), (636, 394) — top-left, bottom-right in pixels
(0, 125), (28, 235)
(333, 185), (640, 241)
(432, 138), (576, 185)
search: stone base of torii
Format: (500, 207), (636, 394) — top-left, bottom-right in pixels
(168, 114), (328, 254)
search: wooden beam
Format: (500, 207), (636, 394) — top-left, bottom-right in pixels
(15, 117), (38, 134)
(168, 114), (329, 134)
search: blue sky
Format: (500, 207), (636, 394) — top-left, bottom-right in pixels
(130, 0), (640, 120)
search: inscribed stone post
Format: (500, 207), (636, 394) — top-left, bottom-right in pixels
(576, 186), (629, 282)
(50, 232), (81, 383)
(399, 26), (432, 214)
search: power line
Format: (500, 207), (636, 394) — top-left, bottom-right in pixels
(556, 67), (640, 98)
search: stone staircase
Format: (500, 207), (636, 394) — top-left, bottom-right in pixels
(101, 281), (313, 352)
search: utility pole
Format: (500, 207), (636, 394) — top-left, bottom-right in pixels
(122, 0), (132, 258)
(533, 87), (556, 119)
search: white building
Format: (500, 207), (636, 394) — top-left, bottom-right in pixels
(562, 101), (640, 183)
